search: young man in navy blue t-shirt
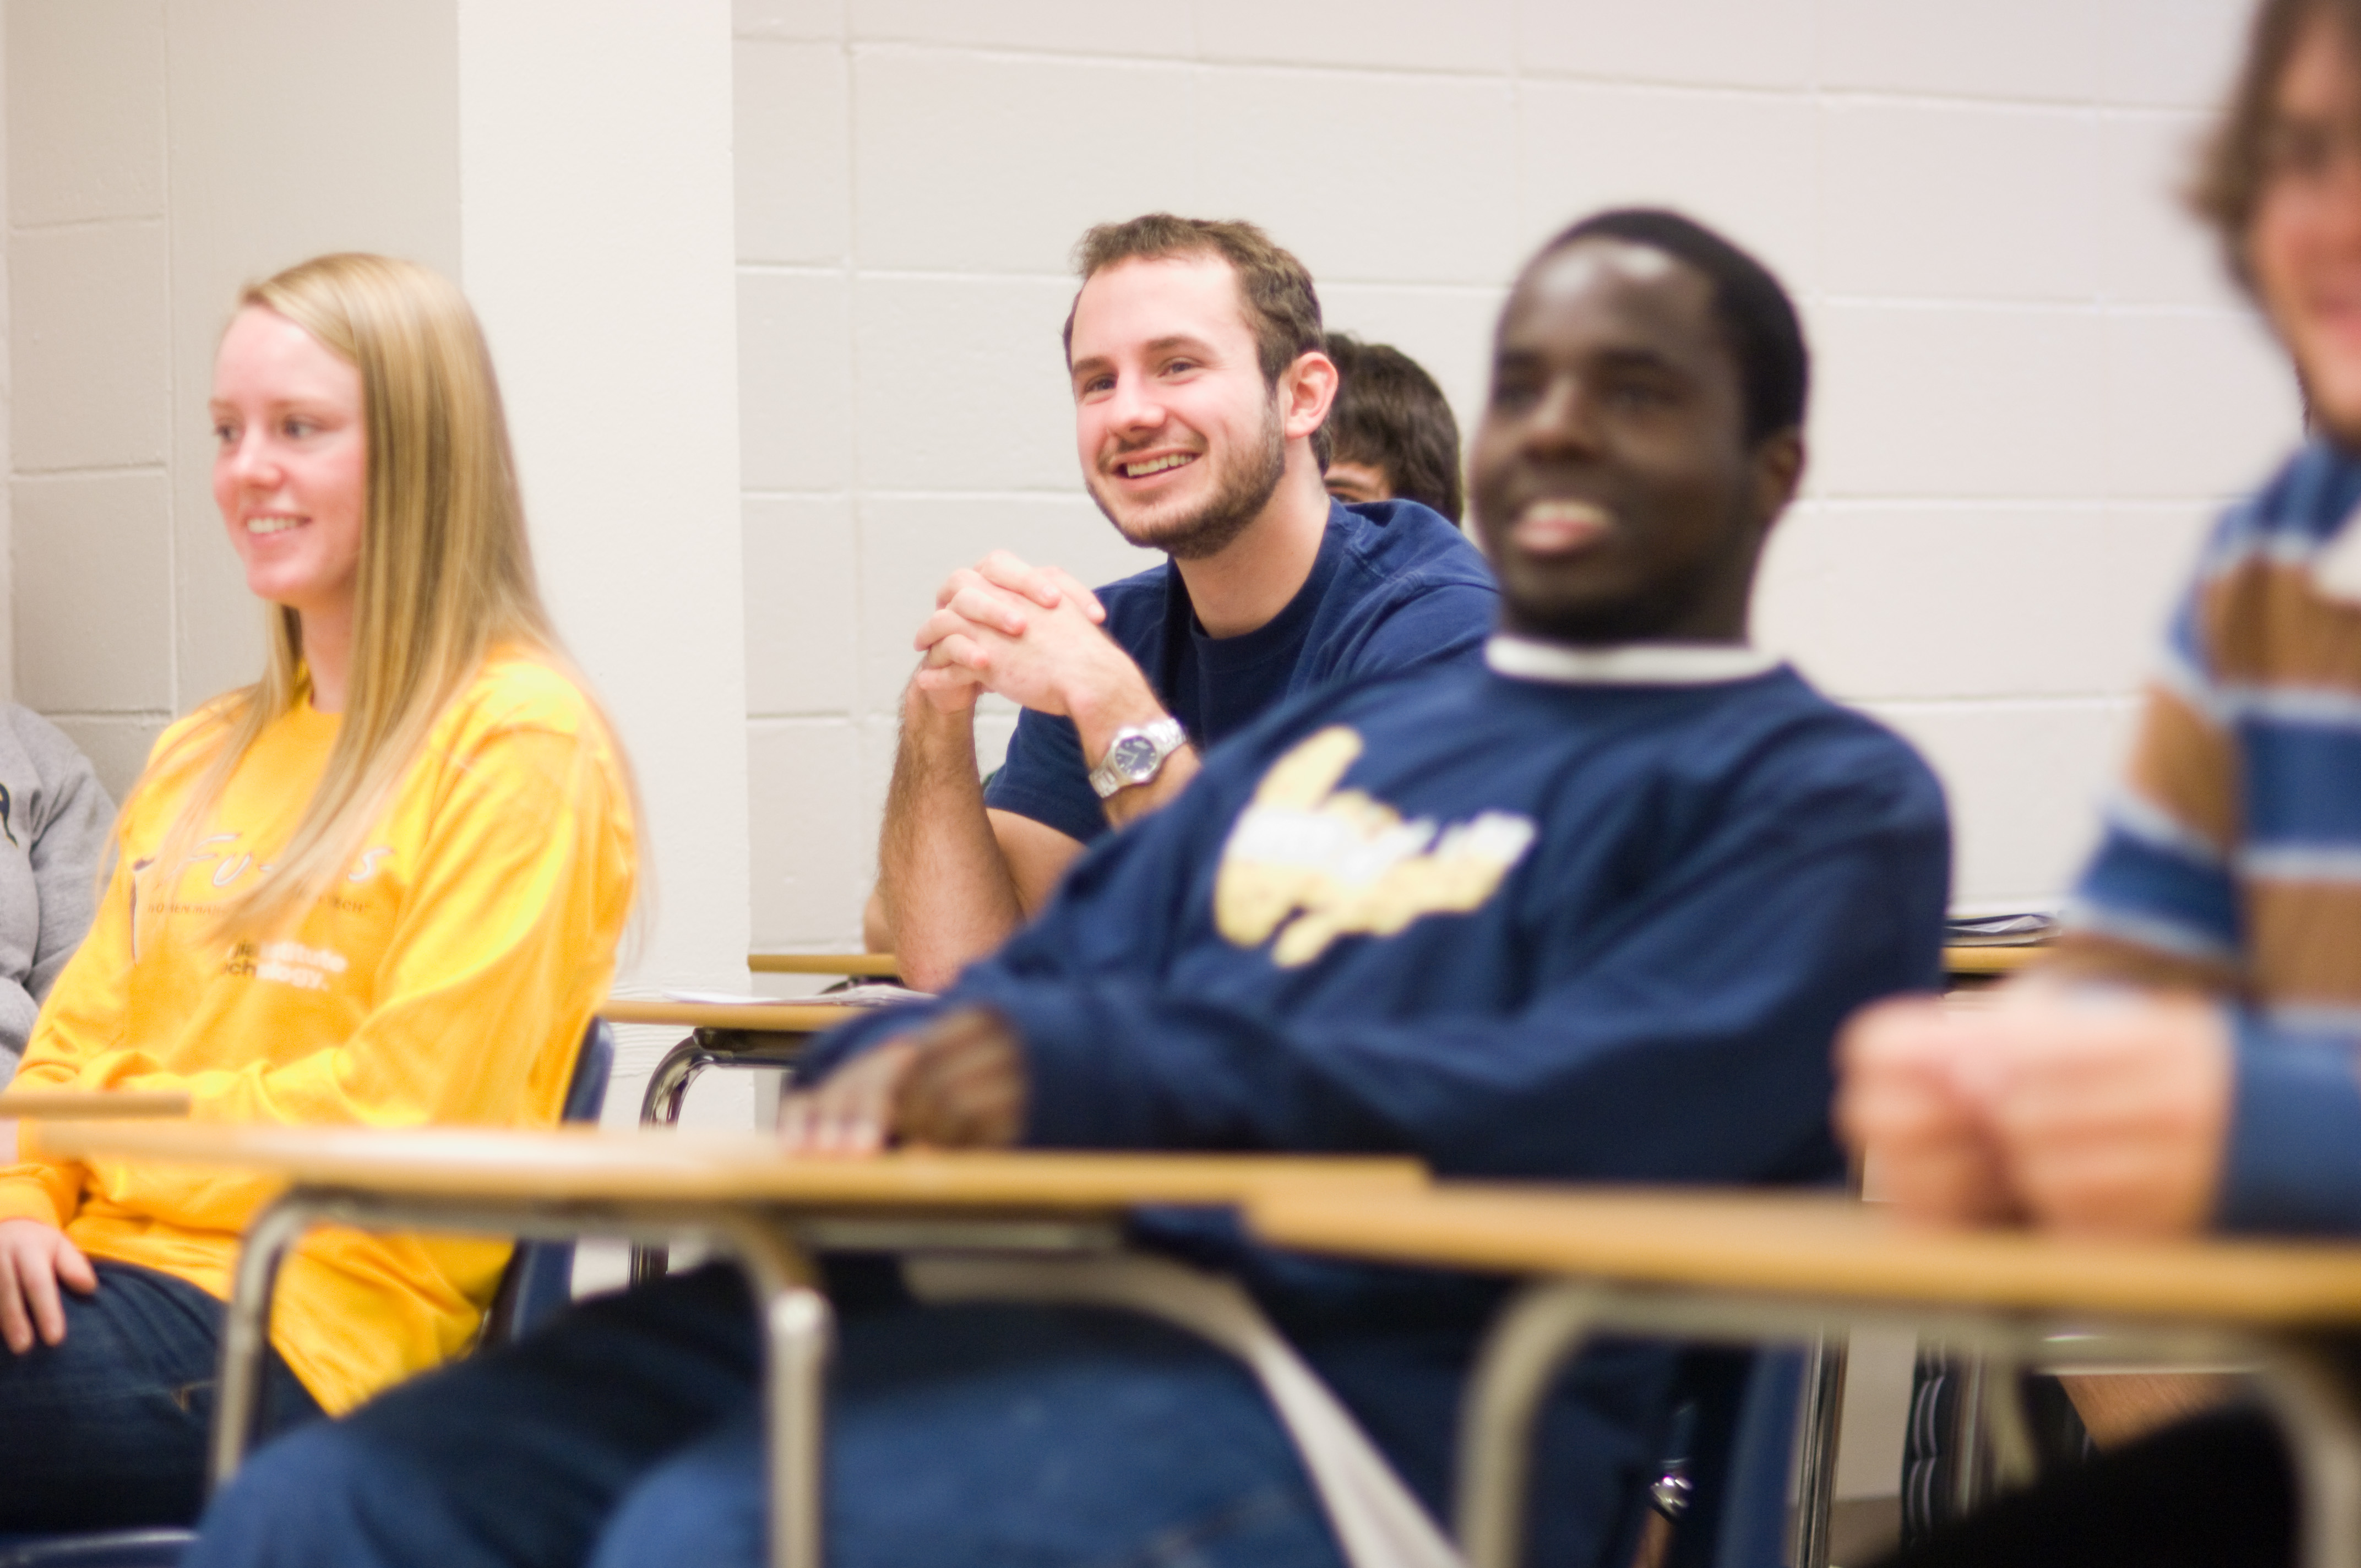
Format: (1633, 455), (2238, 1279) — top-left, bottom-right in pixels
(867, 215), (1497, 990)
(188, 212), (1947, 1568)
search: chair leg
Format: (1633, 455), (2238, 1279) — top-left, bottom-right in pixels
(209, 1198), (317, 1491)
(637, 1033), (711, 1126)
(1456, 1281), (1607, 1568)
(632, 1037), (719, 1283)
(1788, 1332), (1848, 1568)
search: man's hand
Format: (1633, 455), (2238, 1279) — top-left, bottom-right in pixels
(777, 1008), (1028, 1155)
(0, 1217), (95, 1353)
(1837, 988), (2234, 1237)
(912, 552), (1165, 747)
(1837, 997), (2020, 1226)
(911, 551), (1106, 716)
(1970, 991), (2232, 1237)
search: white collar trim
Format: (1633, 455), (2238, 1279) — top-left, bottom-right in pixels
(1484, 634), (1781, 686)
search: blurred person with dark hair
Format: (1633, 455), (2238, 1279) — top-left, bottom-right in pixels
(866, 216), (1497, 992)
(1842, 3), (2361, 1564)
(189, 208), (1947, 1568)
(1320, 332), (1466, 522)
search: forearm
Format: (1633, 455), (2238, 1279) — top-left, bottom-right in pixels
(2216, 1022), (2361, 1234)
(878, 692), (1027, 992)
(991, 975), (1849, 1179)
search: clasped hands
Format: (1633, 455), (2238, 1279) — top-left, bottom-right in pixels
(777, 1006), (1027, 1155)
(1836, 983), (2234, 1237)
(910, 551), (1154, 731)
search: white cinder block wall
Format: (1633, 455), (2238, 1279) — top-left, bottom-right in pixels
(733, 0), (2304, 945)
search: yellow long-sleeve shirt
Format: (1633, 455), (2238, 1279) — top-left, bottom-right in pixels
(0, 649), (636, 1414)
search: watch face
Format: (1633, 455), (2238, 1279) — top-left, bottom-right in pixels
(1110, 734), (1161, 778)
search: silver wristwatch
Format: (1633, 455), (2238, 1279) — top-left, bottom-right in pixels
(1087, 717), (1188, 799)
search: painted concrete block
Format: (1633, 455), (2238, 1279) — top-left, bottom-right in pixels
(739, 270), (852, 491)
(2100, 0), (2248, 108)
(748, 715), (870, 947)
(736, 41), (849, 264)
(1520, 81), (1819, 294)
(1196, 67), (1518, 286)
(14, 471), (171, 712)
(1821, 0), (2103, 102)
(45, 714), (163, 805)
(2101, 111), (2240, 308)
(852, 48), (1193, 274)
(1867, 697), (2135, 908)
(1824, 101), (2101, 302)
(12, 221), (170, 472)
(736, 0), (844, 40)
(8, 0), (166, 228)
(745, 495), (859, 716)
(1756, 500), (2214, 702)
(1522, 0), (1813, 90)
(2103, 309), (2301, 501)
(855, 708), (899, 864)
(1195, 0), (1513, 74)
(851, 0), (1180, 56)
(1811, 302), (2108, 500)
(852, 274), (1080, 491)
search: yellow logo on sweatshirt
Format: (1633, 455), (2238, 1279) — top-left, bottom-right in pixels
(1214, 727), (1537, 968)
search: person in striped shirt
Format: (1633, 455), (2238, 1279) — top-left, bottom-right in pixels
(1840, 2), (2361, 1562)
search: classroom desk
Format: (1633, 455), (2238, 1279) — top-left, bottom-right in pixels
(747, 953), (900, 978)
(35, 1120), (1424, 1568)
(0, 1089), (189, 1118)
(599, 999), (865, 1035)
(1940, 944), (2046, 978)
(1247, 1185), (2361, 1568)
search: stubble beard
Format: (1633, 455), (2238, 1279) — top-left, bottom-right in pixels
(1087, 396), (1288, 562)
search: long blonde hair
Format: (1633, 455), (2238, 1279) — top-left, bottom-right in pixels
(137, 253), (609, 940)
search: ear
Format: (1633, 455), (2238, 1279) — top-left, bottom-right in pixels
(1280, 350), (1340, 443)
(1748, 428), (1805, 529)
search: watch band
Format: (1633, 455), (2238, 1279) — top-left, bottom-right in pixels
(1088, 717), (1188, 799)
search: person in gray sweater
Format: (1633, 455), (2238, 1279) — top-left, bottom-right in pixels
(0, 709), (110, 1072)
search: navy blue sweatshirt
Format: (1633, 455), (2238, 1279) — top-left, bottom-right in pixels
(807, 639), (1950, 1564)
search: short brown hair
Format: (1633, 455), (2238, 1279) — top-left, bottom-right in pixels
(1324, 333), (1464, 522)
(1063, 214), (1331, 464)
(2191, 0), (2361, 290)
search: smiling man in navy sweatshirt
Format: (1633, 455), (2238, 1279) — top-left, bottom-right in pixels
(189, 211), (1951, 1568)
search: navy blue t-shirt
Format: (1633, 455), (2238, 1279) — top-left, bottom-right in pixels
(982, 498), (1497, 845)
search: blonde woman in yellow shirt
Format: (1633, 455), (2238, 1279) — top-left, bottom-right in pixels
(0, 254), (638, 1530)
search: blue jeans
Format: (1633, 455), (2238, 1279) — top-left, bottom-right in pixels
(188, 1263), (1344, 1568)
(187, 1262), (1657, 1568)
(0, 1259), (323, 1529)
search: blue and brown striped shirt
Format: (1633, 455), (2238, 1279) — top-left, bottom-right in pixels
(2074, 438), (2361, 1230)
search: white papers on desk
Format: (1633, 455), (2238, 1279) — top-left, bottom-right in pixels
(1944, 912), (2060, 948)
(812, 983), (936, 1008)
(662, 984), (937, 1009)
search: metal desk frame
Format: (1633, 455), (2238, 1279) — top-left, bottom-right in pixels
(1456, 1278), (2361, 1568)
(210, 1188), (1155, 1568)
(216, 1196), (1125, 1568)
